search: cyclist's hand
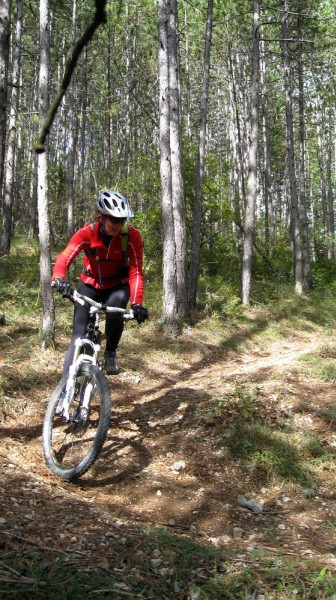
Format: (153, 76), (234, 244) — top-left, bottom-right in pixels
(131, 304), (149, 324)
(53, 278), (73, 299)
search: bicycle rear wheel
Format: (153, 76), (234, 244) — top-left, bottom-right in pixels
(42, 363), (111, 481)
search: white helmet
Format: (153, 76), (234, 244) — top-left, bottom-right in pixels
(96, 190), (134, 219)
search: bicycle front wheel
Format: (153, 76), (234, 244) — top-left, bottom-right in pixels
(42, 363), (111, 481)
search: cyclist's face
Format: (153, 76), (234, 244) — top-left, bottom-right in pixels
(101, 214), (126, 235)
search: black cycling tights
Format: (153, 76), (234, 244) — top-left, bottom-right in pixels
(63, 281), (130, 374)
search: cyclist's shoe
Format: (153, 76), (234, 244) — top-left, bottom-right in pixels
(104, 351), (121, 375)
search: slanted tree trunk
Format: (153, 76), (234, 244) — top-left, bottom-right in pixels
(157, 0), (187, 334)
(37, 0), (54, 348)
(35, 0), (107, 153)
(0, 0), (11, 217)
(241, 0), (260, 305)
(1, 0), (22, 256)
(188, 0), (213, 309)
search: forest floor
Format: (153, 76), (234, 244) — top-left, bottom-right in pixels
(0, 302), (336, 598)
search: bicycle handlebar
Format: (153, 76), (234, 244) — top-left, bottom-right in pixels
(73, 290), (135, 320)
(52, 285), (134, 320)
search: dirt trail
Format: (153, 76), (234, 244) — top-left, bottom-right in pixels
(1, 330), (335, 568)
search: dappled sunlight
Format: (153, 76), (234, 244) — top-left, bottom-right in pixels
(1, 289), (336, 598)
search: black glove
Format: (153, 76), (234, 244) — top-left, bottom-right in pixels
(53, 278), (73, 299)
(131, 304), (149, 324)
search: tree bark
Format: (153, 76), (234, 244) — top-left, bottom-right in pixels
(282, 0), (303, 295)
(0, 0), (11, 208)
(37, 0), (54, 348)
(260, 23), (273, 255)
(188, 0), (213, 309)
(241, 0), (260, 305)
(1, 0), (22, 256)
(157, 0), (187, 334)
(67, 0), (77, 239)
(297, 11), (311, 289)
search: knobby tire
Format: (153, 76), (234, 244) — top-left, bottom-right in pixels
(42, 363), (111, 481)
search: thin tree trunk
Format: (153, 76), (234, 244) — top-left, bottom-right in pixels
(67, 0), (77, 239)
(157, 0), (187, 334)
(326, 111), (334, 258)
(125, 0), (131, 180)
(297, 12), (311, 289)
(0, 0), (11, 214)
(227, 44), (246, 210)
(281, 0), (303, 294)
(157, 0), (176, 329)
(188, 0), (213, 309)
(260, 25), (273, 255)
(183, 6), (191, 139)
(1, 0), (22, 256)
(241, 0), (260, 305)
(227, 43), (245, 276)
(167, 0), (187, 320)
(316, 94), (328, 251)
(79, 47), (88, 215)
(37, 0), (54, 348)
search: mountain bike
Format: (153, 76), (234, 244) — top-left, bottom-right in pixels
(42, 290), (134, 482)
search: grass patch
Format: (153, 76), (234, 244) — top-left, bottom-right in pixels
(319, 405), (336, 426)
(298, 350), (336, 382)
(1, 528), (336, 599)
(197, 382), (331, 487)
(225, 422), (312, 485)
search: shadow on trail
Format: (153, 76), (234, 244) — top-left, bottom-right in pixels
(79, 436), (152, 488)
(0, 422), (42, 441)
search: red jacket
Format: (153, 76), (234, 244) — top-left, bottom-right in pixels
(52, 222), (144, 305)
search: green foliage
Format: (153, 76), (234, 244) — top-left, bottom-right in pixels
(0, 242), (40, 311)
(298, 342), (336, 382)
(197, 372), (336, 487)
(2, 528), (336, 599)
(201, 383), (260, 425)
(226, 422), (312, 485)
(133, 206), (163, 277)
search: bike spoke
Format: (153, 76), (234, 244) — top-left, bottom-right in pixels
(50, 384), (102, 469)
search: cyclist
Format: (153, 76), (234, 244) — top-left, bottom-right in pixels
(51, 190), (148, 375)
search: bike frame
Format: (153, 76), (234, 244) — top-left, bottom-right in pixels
(59, 290), (134, 420)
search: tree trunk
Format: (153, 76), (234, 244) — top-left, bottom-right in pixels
(37, 0), (54, 348)
(227, 43), (245, 278)
(241, 0), (260, 306)
(260, 24), (273, 255)
(0, 0), (11, 213)
(188, 0), (213, 309)
(67, 0), (77, 239)
(281, 0), (303, 295)
(297, 12), (311, 289)
(167, 0), (187, 319)
(1, 0), (22, 256)
(326, 111), (334, 258)
(157, 0), (187, 334)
